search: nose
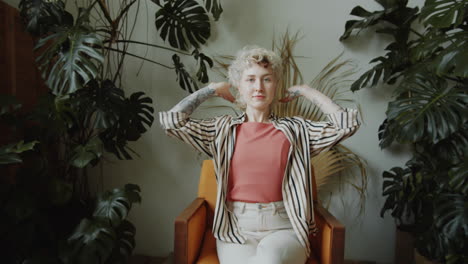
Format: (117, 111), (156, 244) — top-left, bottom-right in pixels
(254, 79), (264, 91)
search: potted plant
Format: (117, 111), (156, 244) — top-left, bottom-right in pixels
(1, 0), (223, 262)
(340, 0), (467, 263)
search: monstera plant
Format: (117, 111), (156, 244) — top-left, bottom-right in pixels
(0, 0), (223, 263)
(340, 0), (468, 263)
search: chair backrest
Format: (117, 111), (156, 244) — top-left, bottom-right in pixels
(197, 160), (319, 205)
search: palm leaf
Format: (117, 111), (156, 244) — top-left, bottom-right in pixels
(155, 0), (210, 51)
(271, 32), (367, 204)
(35, 28), (104, 95)
(385, 73), (468, 145)
(420, 0), (468, 28)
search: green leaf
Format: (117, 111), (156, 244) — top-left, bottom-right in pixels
(434, 192), (468, 239)
(172, 54), (199, 92)
(340, 6), (388, 41)
(48, 177), (72, 206)
(0, 94), (21, 115)
(35, 28), (104, 95)
(70, 137), (103, 168)
(93, 184), (141, 228)
(192, 49), (213, 84)
(99, 90), (154, 160)
(203, 0), (223, 21)
(340, 1), (418, 41)
(385, 73), (468, 145)
(155, 0), (211, 50)
(67, 218), (116, 264)
(447, 159), (468, 195)
(72, 79), (125, 130)
(0, 140), (38, 165)
(18, 0), (71, 36)
(105, 220), (136, 264)
(420, 0), (468, 28)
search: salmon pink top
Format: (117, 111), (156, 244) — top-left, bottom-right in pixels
(227, 122), (291, 203)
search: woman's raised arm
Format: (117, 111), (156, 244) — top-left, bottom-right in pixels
(280, 84), (344, 114)
(169, 82), (235, 114)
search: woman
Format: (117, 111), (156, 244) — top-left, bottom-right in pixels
(159, 46), (360, 264)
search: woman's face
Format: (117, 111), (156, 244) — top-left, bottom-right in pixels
(237, 63), (277, 112)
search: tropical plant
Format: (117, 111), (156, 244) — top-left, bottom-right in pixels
(215, 31), (368, 212)
(340, 0), (468, 263)
(0, 0), (223, 263)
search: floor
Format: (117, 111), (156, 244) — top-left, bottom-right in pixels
(129, 254), (377, 264)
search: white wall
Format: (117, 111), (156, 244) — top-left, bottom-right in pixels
(4, 0), (425, 263)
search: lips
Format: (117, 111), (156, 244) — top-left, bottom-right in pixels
(253, 95), (266, 99)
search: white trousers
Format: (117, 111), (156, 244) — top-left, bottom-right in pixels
(216, 201), (307, 264)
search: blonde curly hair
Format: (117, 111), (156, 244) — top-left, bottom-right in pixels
(228, 46), (283, 110)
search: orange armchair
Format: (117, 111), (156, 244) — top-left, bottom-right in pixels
(174, 160), (345, 264)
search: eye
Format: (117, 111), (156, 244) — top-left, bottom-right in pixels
(247, 78), (255, 82)
(264, 78), (271, 82)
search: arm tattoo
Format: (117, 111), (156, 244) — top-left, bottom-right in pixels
(169, 85), (216, 115)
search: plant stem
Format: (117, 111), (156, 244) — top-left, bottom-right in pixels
(102, 46), (174, 69)
(114, 0), (138, 27)
(103, 39), (191, 55)
(96, 0), (114, 25)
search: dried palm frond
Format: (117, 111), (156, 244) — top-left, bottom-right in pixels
(271, 31), (367, 213)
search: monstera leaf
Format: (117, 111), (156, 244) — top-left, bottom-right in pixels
(18, 0), (72, 35)
(340, 0), (418, 41)
(105, 220), (136, 264)
(0, 140), (38, 165)
(385, 73), (468, 145)
(93, 184), (141, 228)
(381, 166), (418, 221)
(447, 160), (468, 195)
(155, 0), (210, 50)
(72, 79), (125, 130)
(99, 90), (154, 160)
(69, 137), (103, 168)
(411, 29), (468, 78)
(420, 0), (468, 28)
(203, 0), (223, 21)
(172, 54), (198, 92)
(432, 121), (468, 163)
(35, 28), (104, 95)
(193, 49), (213, 84)
(66, 218), (116, 264)
(435, 191), (468, 240)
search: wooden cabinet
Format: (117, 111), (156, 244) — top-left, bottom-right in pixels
(0, 1), (47, 112)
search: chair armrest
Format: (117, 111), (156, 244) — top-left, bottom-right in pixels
(174, 198), (207, 264)
(310, 202), (345, 264)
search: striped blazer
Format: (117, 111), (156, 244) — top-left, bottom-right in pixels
(159, 108), (360, 256)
